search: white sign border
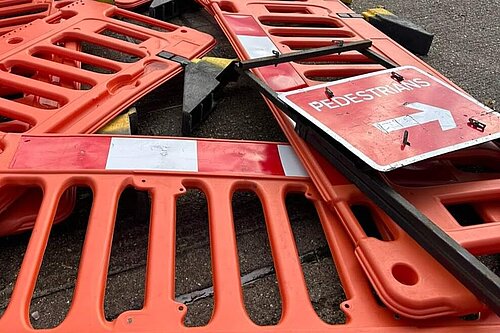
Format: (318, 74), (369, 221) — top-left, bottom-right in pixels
(278, 65), (500, 172)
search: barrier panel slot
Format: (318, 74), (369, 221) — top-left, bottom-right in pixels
(232, 190), (282, 326)
(29, 187), (93, 329)
(175, 188), (213, 327)
(287, 192), (347, 324)
(350, 204), (394, 241)
(104, 187), (151, 321)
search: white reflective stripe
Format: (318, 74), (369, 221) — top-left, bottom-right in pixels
(106, 138), (198, 172)
(277, 145), (308, 177)
(237, 35), (278, 59)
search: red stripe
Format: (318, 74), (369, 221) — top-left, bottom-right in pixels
(259, 64), (307, 92)
(11, 136), (111, 169)
(224, 14), (267, 37)
(197, 141), (285, 175)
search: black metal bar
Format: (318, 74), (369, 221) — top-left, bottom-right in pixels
(360, 48), (399, 68)
(237, 40), (372, 70)
(156, 51), (190, 66)
(242, 69), (500, 316)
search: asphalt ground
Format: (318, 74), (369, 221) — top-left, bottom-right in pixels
(0, 0), (499, 329)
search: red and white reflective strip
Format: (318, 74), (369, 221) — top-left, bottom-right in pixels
(223, 14), (306, 92)
(10, 136), (309, 177)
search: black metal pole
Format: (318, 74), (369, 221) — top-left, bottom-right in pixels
(237, 40), (373, 70)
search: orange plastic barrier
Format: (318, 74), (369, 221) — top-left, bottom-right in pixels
(0, 0), (79, 236)
(195, 0), (500, 318)
(203, 0), (458, 90)
(0, 0), (215, 134)
(0, 133), (498, 332)
(0, 0), (214, 236)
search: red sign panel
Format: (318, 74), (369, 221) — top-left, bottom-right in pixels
(279, 66), (500, 171)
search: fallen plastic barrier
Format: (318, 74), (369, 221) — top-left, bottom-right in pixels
(0, 0), (79, 236)
(0, 133), (499, 332)
(193, 0), (500, 318)
(0, 0), (215, 134)
(0, 0), (215, 236)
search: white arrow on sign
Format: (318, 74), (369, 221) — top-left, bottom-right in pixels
(373, 102), (457, 133)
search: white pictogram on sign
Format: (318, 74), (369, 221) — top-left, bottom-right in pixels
(373, 102), (457, 133)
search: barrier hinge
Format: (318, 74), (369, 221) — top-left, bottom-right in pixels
(157, 51), (191, 67)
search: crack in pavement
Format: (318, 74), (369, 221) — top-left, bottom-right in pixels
(176, 245), (332, 305)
